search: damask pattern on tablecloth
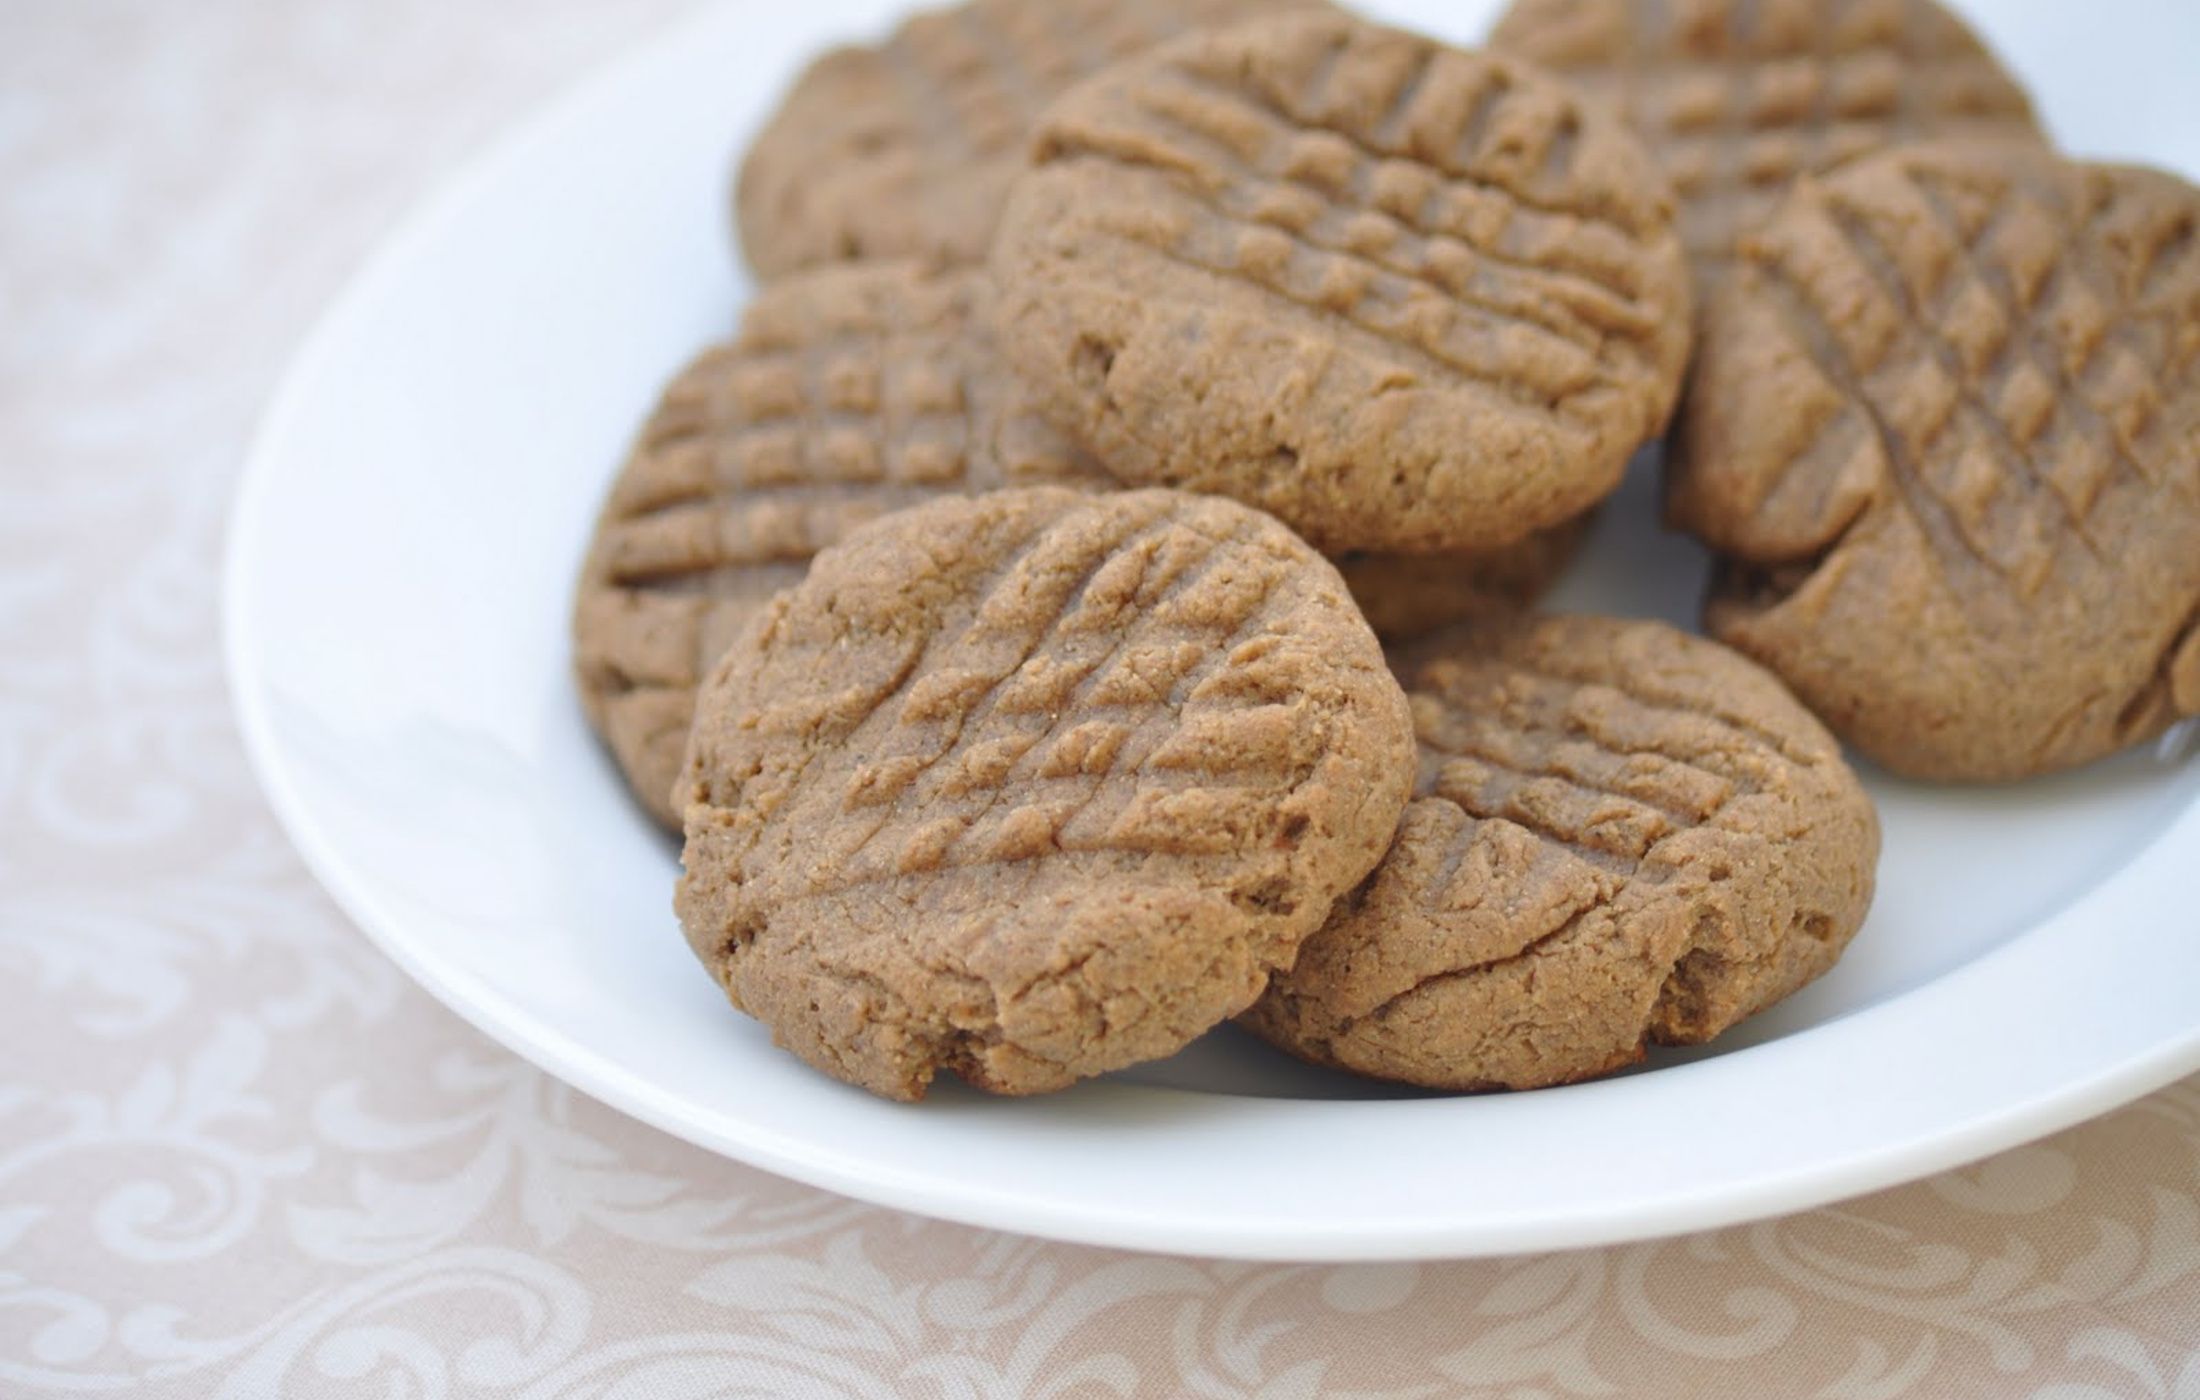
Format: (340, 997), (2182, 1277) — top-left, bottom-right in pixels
(1, 3), (2196, 1396)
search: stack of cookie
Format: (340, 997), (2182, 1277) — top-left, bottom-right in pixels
(574, 1), (2199, 1102)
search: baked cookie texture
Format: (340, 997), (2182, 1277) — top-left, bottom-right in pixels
(736, 0), (1313, 278)
(1243, 614), (1879, 1091)
(1670, 141), (2200, 780)
(1489, 0), (2042, 289)
(573, 262), (1109, 828)
(675, 487), (1418, 1101)
(988, 12), (1693, 554)
(1333, 514), (1594, 642)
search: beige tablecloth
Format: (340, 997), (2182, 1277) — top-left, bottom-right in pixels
(5, 3), (2198, 1394)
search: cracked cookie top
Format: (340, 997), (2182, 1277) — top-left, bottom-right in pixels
(987, 11), (1692, 554)
(673, 486), (1416, 1100)
(1243, 613), (1878, 1091)
(1670, 141), (2200, 780)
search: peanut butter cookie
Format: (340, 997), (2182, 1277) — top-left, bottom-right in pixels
(989, 12), (1692, 554)
(1243, 614), (1878, 1091)
(1670, 141), (2200, 780)
(675, 487), (1417, 1100)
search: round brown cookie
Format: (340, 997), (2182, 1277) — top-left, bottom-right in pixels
(1333, 513), (1595, 642)
(1488, 0), (2042, 290)
(573, 262), (1110, 829)
(1670, 141), (2200, 780)
(988, 13), (1693, 554)
(1242, 614), (1879, 1092)
(736, 0), (1313, 278)
(675, 487), (1417, 1101)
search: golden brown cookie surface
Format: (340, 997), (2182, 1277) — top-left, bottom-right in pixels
(676, 487), (1417, 1101)
(1242, 614), (1879, 1092)
(1489, 0), (2042, 288)
(573, 262), (1108, 828)
(1670, 141), (2200, 780)
(736, 0), (1309, 278)
(989, 13), (1692, 554)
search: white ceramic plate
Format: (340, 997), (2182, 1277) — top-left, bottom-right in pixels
(225, 0), (2200, 1260)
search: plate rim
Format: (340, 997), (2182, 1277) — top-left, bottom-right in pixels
(221, 0), (2200, 1261)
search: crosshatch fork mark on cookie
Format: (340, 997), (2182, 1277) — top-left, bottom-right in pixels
(737, 0), (1312, 272)
(989, 13), (1692, 555)
(1488, 0), (2042, 272)
(572, 263), (1105, 826)
(1738, 151), (2199, 603)
(597, 268), (1106, 679)
(1670, 142), (2200, 780)
(1032, 29), (1675, 419)
(1402, 654), (1802, 884)
(753, 505), (1334, 901)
